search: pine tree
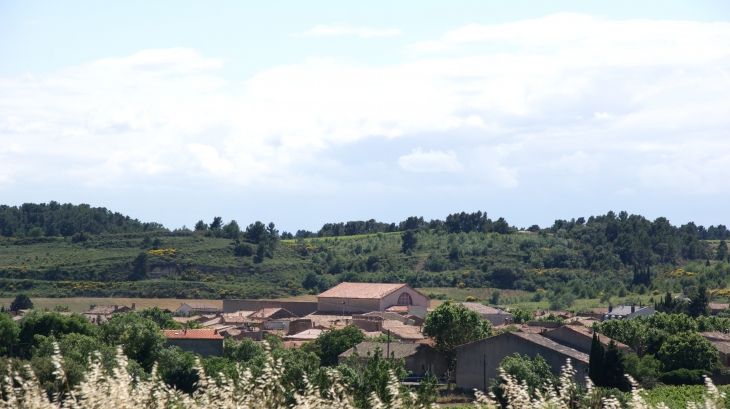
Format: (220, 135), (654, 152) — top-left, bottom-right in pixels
(689, 285), (710, 318)
(717, 240), (728, 261)
(588, 333), (605, 386)
(602, 340), (630, 391)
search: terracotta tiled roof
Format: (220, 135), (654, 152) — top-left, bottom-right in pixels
(381, 321), (425, 341)
(178, 302), (220, 311)
(458, 302), (505, 315)
(305, 312), (352, 328)
(284, 329), (323, 340)
(385, 305), (409, 313)
(222, 312), (256, 324)
(83, 305), (130, 315)
(510, 332), (589, 363)
(249, 308), (298, 319)
(414, 338), (436, 347)
(163, 329), (223, 340)
(201, 317), (222, 327)
(363, 331), (385, 338)
(701, 332), (730, 354)
(709, 303), (729, 311)
(563, 326), (630, 349)
(339, 342), (431, 359)
(318, 282), (408, 299)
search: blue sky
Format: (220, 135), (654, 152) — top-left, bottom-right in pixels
(1, 1), (730, 233)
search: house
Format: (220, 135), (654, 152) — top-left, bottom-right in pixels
(283, 328), (324, 341)
(455, 331), (590, 391)
(83, 304), (134, 324)
(381, 323), (426, 342)
(175, 302), (221, 316)
(458, 302), (514, 326)
(700, 332), (730, 367)
(710, 304), (729, 315)
(317, 282), (430, 314)
(542, 325), (631, 355)
(600, 305), (655, 321)
(304, 312), (352, 329)
(339, 342), (448, 378)
(248, 308), (298, 320)
(162, 329), (224, 357)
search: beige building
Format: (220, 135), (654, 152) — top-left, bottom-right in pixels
(458, 302), (514, 326)
(317, 282), (430, 314)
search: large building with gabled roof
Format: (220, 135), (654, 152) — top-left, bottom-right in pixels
(317, 282), (430, 314)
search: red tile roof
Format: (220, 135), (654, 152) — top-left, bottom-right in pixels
(177, 302), (220, 311)
(318, 282), (408, 299)
(458, 302), (504, 315)
(385, 305), (409, 313)
(163, 329), (223, 340)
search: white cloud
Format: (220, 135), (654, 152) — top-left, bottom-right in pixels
(1, 14), (730, 202)
(300, 24), (402, 38)
(187, 144), (234, 176)
(0, 143), (24, 154)
(398, 149), (464, 173)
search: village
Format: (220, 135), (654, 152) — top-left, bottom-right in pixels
(10, 281), (729, 392)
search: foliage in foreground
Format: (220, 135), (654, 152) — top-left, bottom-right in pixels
(2, 345), (729, 409)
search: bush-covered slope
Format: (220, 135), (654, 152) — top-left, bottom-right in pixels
(1, 203), (729, 300)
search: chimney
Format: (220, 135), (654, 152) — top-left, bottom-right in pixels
(608, 304), (613, 313)
(631, 305), (635, 313)
(131, 303), (136, 311)
(505, 317), (509, 325)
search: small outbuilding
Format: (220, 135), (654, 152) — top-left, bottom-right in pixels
(176, 302), (221, 316)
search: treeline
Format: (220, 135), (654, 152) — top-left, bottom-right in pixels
(547, 211), (727, 268)
(0, 202), (164, 238)
(292, 211), (512, 238)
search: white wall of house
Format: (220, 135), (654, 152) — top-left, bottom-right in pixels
(380, 287), (430, 310)
(176, 304), (194, 316)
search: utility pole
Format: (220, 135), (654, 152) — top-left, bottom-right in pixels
(387, 329), (391, 359)
(483, 354), (487, 393)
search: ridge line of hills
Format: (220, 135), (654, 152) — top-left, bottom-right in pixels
(1, 202), (729, 304)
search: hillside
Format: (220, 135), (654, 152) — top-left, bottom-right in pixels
(1, 203), (730, 304)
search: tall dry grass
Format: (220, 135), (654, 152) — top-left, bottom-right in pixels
(0, 346), (725, 409)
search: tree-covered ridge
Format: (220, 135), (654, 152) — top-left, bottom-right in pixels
(547, 211), (730, 269)
(0, 202), (164, 238)
(1, 205), (729, 300)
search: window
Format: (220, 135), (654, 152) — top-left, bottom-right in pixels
(397, 292), (413, 306)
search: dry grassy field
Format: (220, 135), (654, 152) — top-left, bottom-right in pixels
(0, 293), (322, 313)
(0, 297), (223, 313)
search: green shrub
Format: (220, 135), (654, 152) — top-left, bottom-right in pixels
(657, 368), (711, 385)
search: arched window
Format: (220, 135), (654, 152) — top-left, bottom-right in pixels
(397, 292), (413, 306)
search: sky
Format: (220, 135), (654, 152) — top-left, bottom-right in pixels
(1, 1), (730, 233)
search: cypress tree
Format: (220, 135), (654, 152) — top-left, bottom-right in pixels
(603, 340), (630, 391)
(588, 332), (605, 386)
